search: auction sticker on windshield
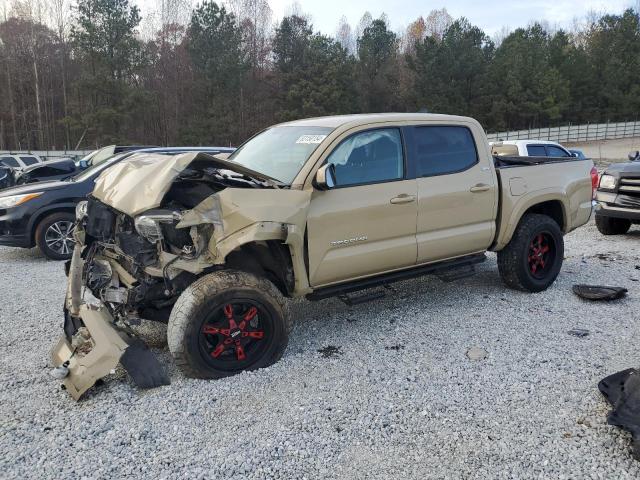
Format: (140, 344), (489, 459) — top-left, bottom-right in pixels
(296, 135), (327, 144)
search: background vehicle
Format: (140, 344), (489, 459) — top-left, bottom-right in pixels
(594, 153), (640, 235)
(0, 153), (44, 169)
(0, 146), (234, 260)
(491, 140), (574, 158)
(2, 145), (152, 189)
(54, 113), (595, 399)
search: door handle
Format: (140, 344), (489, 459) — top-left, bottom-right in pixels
(470, 184), (491, 193)
(390, 194), (416, 205)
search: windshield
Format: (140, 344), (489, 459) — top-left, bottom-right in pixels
(72, 152), (129, 182)
(228, 126), (334, 183)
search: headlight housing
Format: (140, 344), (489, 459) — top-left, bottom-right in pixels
(134, 211), (182, 243)
(0, 192), (43, 209)
(599, 174), (616, 190)
(75, 201), (88, 220)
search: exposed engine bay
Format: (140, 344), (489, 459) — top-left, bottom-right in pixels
(78, 160), (278, 324)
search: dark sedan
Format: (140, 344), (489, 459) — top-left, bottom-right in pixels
(0, 146), (235, 260)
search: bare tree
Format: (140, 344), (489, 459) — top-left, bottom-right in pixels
(336, 15), (354, 54)
(424, 8), (452, 42)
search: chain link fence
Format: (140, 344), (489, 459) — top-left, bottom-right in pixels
(486, 120), (640, 143)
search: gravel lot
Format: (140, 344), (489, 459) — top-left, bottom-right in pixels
(1, 220), (639, 479)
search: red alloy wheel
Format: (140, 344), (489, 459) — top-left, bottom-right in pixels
(199, 301), (270, 369)
(527, 232), (555, 279)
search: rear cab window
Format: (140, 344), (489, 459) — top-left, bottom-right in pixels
(406, 125), (478, 177)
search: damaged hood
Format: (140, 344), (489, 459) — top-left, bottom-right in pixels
(92, 152), (278, 217)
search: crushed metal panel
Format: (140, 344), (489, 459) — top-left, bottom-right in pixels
(51, 305), (131, 400)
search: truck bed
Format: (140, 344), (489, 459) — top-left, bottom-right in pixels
(491, 156), (594, 250)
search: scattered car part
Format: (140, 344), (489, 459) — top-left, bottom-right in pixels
(572, 284), (628, 301)
(599, 369), (640, 461)
(568, 328), (590, 338)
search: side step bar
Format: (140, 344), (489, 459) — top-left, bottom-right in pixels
(307, 253), (486, 301)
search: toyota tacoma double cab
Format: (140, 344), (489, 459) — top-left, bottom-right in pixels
(51, 114), (595, 399)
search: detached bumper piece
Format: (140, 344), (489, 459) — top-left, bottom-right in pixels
(599, 369), (640, 460)
(51, 304), (169, 400)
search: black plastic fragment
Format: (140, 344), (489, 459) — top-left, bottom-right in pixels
(120, 339), (170, 389)
(599, 369), (640, 460)
(568, 328), (590, 338)
(572, 284), (628, 301)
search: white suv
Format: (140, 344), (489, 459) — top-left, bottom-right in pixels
(0, 154), (44, 169)
(490, 140), (574, 158)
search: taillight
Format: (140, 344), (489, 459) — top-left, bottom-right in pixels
(590, 166), (599, 199)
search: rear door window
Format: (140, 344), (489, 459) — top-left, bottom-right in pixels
(19, 156), (39, 166)
(408, 126), (478, 177)
(0, 156), (20, 167)
(526, 145), (547, 157)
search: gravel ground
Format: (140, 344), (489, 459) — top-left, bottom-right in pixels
(1, 220), (639, 479)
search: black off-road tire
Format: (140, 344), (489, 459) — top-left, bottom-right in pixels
(35, 212), (76, 261)
(595, 215), (631, 236)
(167, 270), (291, 379)
(497, 213), (564, 293)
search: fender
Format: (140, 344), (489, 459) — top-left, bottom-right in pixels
(493, 189), (569, 251)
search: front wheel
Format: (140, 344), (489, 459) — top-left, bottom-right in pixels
(35, 212), (76, 260)
(167, 270), (291, 379)
(497, 214), (564, 292)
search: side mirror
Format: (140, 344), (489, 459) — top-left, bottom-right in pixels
(78, 160), (89, 169)
(313, 164), (336, 190)
(571, 152), (579, 158)
(629, 151), (639, 161)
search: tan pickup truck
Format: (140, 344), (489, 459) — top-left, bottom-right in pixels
(51, 113), (596, 399)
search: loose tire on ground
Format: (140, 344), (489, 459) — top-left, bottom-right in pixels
(595, 215), (631, 236)
(497, 213), (564, 293)
(167, 270), (291, 379)
(34, 212), (76, 261)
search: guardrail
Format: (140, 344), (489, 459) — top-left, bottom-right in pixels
(486, 121), (640, 143)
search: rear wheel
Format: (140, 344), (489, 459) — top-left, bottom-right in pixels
(167, 270), (291, 379)
(595, 215), (631, 235)
(498, 214), (564, 292)
(35, 212), (76, 260)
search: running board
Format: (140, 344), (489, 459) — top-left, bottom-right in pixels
(307, 253), (486, 301)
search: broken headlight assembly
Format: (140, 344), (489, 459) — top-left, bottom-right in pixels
(599, 174), (617, 190)
(134, 211), (182, 243)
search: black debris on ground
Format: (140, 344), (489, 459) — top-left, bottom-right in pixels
(317, 345), (342, 358)
(568, 329), (590, 338)
(599, 369), (640, 461)
(572, 284), (628, 301)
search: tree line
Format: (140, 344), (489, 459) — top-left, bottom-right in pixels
(0, 0), (638, 150)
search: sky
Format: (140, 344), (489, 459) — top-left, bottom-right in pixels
(136, 0), (637, 37)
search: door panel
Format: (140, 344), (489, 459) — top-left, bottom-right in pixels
(307, 180), (418, 287)
(406, 125), (497, 263)
(416, 170), (495, 262)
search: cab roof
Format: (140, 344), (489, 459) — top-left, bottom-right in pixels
(276, 113), (475, 129)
